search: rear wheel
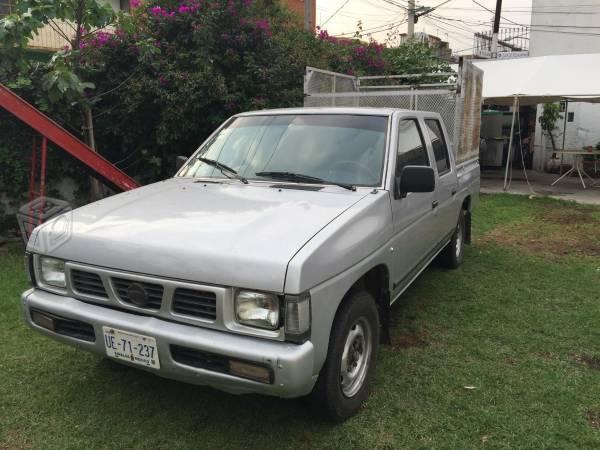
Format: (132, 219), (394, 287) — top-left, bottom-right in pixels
(439, 209), (466, 269)
(312, 291), (380, 422)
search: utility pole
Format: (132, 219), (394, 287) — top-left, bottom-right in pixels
(491, 0), (503, 57)
(407, 0), (415, 39)
(304, 0), (314, 32)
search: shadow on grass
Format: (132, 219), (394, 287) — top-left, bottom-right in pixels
(41, 266), (454, 445)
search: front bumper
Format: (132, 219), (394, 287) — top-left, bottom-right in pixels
(21, 288), (317, 398)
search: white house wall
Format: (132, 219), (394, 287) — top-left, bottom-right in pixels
(529, 0), (600, 57)
(529, 0), (600, 170)
(533, 103), (600, 170)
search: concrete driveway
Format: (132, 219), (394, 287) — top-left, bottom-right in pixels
(481, 169), (600, 205)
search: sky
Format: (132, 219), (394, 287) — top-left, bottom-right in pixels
(316, 0), (534, 55)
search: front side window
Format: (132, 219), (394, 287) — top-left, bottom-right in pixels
(425, 119), (450, 175)
(396, 119), (429, 174)
(179, 114), (388, 187)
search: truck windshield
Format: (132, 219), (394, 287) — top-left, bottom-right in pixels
(178, 114), (388, 187)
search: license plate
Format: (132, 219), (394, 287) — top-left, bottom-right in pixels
(102, 327), (160, 369)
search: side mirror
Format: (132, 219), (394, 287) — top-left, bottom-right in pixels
(395, 166), (435, 199)
(175, 155), (188, 172)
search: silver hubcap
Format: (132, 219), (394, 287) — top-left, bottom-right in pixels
(340, 318), (372, 398)
(455, 221), (463, 258)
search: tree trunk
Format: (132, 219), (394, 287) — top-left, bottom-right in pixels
(84, 106), (103, 200)
(548, 130), (557, 159)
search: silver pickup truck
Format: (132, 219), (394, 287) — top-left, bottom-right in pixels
(21, 107), (479, 421)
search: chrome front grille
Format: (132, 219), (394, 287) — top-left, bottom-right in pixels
(71, 269), (108, 298)
(64, 263), (226, 332)
(112, 277), (164, 310)
(172, 288), (217, 320)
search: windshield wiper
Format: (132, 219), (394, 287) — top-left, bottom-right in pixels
(198, 157), (248, 184)
(256, 171), (356, 191)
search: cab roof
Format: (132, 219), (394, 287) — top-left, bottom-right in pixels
(237, 107), (404, 117)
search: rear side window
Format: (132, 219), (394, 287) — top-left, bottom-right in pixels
(396, 119), (429, 173)
(425, 119), (450, 175)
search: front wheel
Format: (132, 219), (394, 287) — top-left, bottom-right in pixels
(311, 291), (380, 422)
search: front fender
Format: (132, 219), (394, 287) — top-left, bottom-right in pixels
(284, 191), (394, 374)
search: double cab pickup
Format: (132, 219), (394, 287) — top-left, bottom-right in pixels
(22, 107), (479, 420)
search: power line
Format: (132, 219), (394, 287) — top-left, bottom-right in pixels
(365, 0), (405, 13)
(430, 0), (454, 10)
(529, 23), (600, 29)
(471, 0), (524, 26)
(379, 0), (408, 9)
(423, 17), (474, 44)
(528, 27), (600, 36)
(321, 0), (353, 26)
(438, 5), (600, 14)
(336, 18), (408, 36)
(428, 14), (480, 35)
(430, 14), (491, 26)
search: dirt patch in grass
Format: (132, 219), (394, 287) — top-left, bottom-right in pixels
(586, 410), (600, 429)
(480, 203), (600, 257)
(0, 429), (32, 450)
(532, 351), (560, 360)
(536, 204), (598, 225)
(572, 353), (600, 371)
(392, 329), (430, 349)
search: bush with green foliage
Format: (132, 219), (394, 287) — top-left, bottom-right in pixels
(0, 0), (453, 216)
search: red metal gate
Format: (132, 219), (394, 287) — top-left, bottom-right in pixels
(0, 83), (140, 192)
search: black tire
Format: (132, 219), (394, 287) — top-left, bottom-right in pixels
(439, 209), (466, 269)
(311, 290), (380, 422)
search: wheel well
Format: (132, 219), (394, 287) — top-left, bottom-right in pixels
(345, 264), (391, 344)
(462, 195), (471, 211)
(462, 196), (472, 243)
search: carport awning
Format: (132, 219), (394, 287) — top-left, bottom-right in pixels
(471, 53), (600, 105)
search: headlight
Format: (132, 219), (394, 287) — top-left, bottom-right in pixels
(235, 290), (280, 330)
(39, 256), (66, 288)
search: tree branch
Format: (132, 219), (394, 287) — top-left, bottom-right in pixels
(47, 19), (72, 44)
(89, 71), (137, 101)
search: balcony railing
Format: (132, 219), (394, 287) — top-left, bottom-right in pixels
(473, 27), (530, 59)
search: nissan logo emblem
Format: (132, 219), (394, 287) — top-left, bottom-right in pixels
(127, 283), (149, 307)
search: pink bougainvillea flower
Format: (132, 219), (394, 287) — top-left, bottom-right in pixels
(150, 6), (163, 16)
(254, 18), (271, 36)
(354, 46), (366, 57)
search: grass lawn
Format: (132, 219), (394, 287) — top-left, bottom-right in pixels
(1, 194), (599, 449)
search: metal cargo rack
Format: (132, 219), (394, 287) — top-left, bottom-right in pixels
(303, 59), (483, 165)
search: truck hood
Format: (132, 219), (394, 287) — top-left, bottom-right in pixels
(30, 178), (368, 292)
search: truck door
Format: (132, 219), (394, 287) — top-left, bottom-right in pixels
(424, 118), (459, 241)
(389, 118), (438, 300)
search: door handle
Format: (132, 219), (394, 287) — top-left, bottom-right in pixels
(451, 189), (457, 196)
(432, 200), (439, 209)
